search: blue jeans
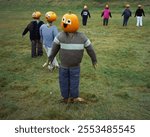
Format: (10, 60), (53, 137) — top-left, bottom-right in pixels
(123, 16), (129, 26)
(59, 66), (80, 99)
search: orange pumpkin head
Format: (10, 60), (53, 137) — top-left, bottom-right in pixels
(45, 11), (57, 23)
(32, 11), (41, 19)
(61, 12), (79, 33)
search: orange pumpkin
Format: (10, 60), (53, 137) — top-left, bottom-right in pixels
(45, 11), (57, 22)
(61, 12), (79, 33)
(32, 11), (41, 19)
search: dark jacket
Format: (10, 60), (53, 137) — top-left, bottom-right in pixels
(22, 20), (44, 40)
(122, 9), (132, 18)
(81, 9), (91, 18)
(135, 8), (145, 17)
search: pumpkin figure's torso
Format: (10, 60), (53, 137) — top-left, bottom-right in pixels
(53, 32), (91, 68)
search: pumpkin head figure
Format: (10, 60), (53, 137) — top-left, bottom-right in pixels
(125, 4), (130, 8)
(84, 5), (87, 9)
(32, 11), (41, 19)
(61, 12), (79, 33)
(45, 11), (57, 23)
(105, 5), (109, 8)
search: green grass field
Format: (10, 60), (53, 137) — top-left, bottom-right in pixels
(0, 0), (150, 120)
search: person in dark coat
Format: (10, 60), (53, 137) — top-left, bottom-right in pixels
(81, 5), (91, 26)
(134, 5), (145, 27)
(122, 4), (132, 26)
(22, 11), (44, 57)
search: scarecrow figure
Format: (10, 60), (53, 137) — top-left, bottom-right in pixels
(101, 5), (112, 26)
(44, 12), (97, 103)
(122, 4), (132, 26)
(22, 11), (44, 57)
(81, 5), (91, 26)
(134, 5), (145, 27)
(40, 11), (59, 71)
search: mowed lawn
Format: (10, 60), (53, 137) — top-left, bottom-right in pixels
(0, 0), (150, 119)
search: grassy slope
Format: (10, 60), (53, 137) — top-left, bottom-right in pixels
(0, 0), (150, 119)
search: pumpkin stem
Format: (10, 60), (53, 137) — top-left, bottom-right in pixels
(68, 10), (72, 14)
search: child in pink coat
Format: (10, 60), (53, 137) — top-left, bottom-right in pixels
(101, 5), (112, 26)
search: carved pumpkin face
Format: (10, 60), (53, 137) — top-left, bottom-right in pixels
(61, 13), (79, 33)
(45, 11), (57, 22)
(32, 11), (41, 19)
